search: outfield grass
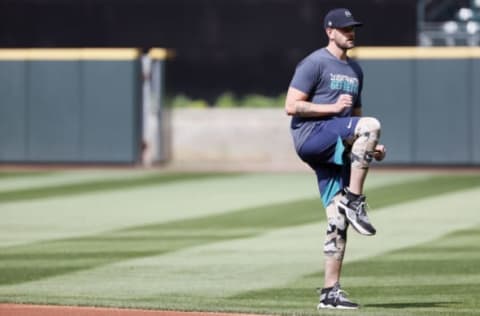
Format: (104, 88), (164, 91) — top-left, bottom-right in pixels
(0, 169), (479, 315)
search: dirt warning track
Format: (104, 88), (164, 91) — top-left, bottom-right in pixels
(0, 304), (268, 316)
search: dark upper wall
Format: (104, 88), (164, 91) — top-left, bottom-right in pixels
(0, 0), (417, 101)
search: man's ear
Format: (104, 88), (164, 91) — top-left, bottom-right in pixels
(325, 27), (334, 39)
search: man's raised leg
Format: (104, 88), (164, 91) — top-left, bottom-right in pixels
(338, 117), (381, 236)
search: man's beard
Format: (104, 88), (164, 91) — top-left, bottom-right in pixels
(336, 40), (355, 51)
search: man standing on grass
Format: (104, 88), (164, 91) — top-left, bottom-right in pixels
(284, 8), (386, 309)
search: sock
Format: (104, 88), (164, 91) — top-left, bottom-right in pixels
(345, 188), (360, 201)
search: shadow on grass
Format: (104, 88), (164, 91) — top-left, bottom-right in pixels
(366, 301), (455, 309)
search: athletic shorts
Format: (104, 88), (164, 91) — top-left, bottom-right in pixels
(296, 117), (360, 207)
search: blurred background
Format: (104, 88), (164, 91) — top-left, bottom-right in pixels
(0, 0), (479, 169)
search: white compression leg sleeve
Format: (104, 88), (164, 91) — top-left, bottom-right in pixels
(324, 195), (348, 260)
(351, 117), (381, 169)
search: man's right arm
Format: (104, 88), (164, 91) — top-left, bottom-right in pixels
(284, 87), (352, 117)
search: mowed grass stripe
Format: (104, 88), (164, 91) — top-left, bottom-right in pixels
(0, 169), (430, 201)
(222, 226), (480, 316)
(0, 172), (423, 256)
(126, 175), (480, 232)
(365, 174), (480, 208)
(0, 170), (428, 202)
(2, 185), (480, 314)
(0, 197), (321, 286)
(0, 174), (319, 248)
(0, 170), (155, 193)
(0, 175), (479, 287)
(0, 171), (52, 179)
(0, 172), (235, 204)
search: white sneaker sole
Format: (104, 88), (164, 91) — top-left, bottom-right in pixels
(317, 303), (359, 310)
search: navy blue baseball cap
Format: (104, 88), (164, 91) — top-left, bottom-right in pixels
(324, 8), (363, 28)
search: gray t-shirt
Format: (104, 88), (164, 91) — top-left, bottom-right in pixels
(289, 48), (363, 151)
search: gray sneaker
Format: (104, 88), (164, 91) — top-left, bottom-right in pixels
(317, 283), (359, 310)
(337, 191), (376, 236)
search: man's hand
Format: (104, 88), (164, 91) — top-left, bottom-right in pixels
(335, 94), (353, 113)
(373, 144), (386, 161)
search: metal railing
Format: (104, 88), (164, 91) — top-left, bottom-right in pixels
(417, 0), (480, 46)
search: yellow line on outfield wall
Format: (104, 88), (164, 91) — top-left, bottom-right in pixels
(148, 48), (175, 60)
(349, 47), (480, 59)
(0, 48), (141, 60)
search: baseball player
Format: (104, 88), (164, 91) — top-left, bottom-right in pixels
(284, 8), (386, 309)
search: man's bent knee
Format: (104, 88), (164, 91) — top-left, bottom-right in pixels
(351, 117), (381, 169)
(355, 117), (381, 139)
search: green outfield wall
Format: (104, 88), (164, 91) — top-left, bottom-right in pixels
(352, 47), (480, 165)
(0, 47), (478, 166)
(0, 48), (169, 164)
